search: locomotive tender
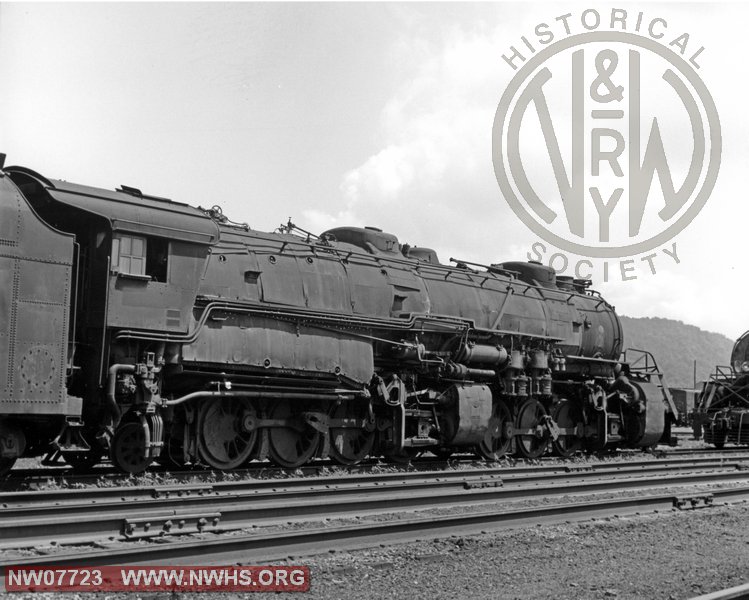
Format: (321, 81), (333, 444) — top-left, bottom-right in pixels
(0, 157), (677, 474)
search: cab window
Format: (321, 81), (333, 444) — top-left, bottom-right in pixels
(112, 234), (169, 282)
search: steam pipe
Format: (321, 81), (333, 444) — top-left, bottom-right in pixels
(106, 364), (135, 421)
(164, 389), (364, 407)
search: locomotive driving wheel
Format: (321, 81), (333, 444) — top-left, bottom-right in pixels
(515, 398), (550, 459)
(267, 400), (321, 468)
(328, 401), (375, 466)
(111, 422), (152, 473)
(197, 397), (258, 470)
(551, 399), (584, 457)
(477, 400), (512, 461)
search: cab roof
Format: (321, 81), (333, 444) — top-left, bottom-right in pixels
(7, 166), (220, 245)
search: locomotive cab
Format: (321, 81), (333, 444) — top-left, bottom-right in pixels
(2, 166), (219, 471)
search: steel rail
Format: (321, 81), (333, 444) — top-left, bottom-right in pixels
(1, 456), (746, 507)
(2, 462), (749, 548)
(6, 450), (749, 490)
(2, 485), (749, 568)
(688, 583), (749, 600)
(657, 447), (749, 456)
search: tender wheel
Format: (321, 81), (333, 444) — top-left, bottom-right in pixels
(477, 400), (512, 461)
(551, 399), (584, 458)
(267, 401), (321, 468)
(328, 402), (375, 466)
(0, 457), (16, 477)
(515, 398), (550, 459)
(63, 450), (103, 472)
(197, 397), (258, 470)
(111, 422), (152, 474)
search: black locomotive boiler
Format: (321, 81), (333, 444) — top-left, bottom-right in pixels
(0, 158), (677, 474)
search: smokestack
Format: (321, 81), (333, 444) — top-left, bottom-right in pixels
(0, 154), (6, 169)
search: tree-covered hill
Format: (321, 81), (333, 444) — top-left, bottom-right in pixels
(619, 316), (737, 388)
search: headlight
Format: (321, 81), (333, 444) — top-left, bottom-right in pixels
(742, 361), (749, 373)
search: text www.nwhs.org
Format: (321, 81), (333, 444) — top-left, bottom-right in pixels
(4, 566), (310, 592)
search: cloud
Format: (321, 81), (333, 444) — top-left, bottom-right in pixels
(324, 23), (536, 267)
(327, 9), (749, 340)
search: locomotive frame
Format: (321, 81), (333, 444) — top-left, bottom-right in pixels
(0, 158), (678, 474)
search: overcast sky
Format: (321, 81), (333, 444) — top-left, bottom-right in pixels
(1, 2), (747, 344)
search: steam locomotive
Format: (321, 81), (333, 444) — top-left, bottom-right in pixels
(696, 331), (749, 447)
(0, 157), (677, 474)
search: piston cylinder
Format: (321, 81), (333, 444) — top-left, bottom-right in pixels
(439, 383), (493, 445)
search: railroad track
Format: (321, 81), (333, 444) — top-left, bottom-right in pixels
(2, 457), (749, 556)
(2, 485), (748, 569)
(2, 454), (747, 508)
(2, 455), (495, 488)
(5, 445), (747, 490)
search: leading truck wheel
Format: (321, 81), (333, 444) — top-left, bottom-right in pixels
(0, 457), (16, 477)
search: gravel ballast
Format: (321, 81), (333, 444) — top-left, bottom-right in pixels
(283, 502), (749, 600)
